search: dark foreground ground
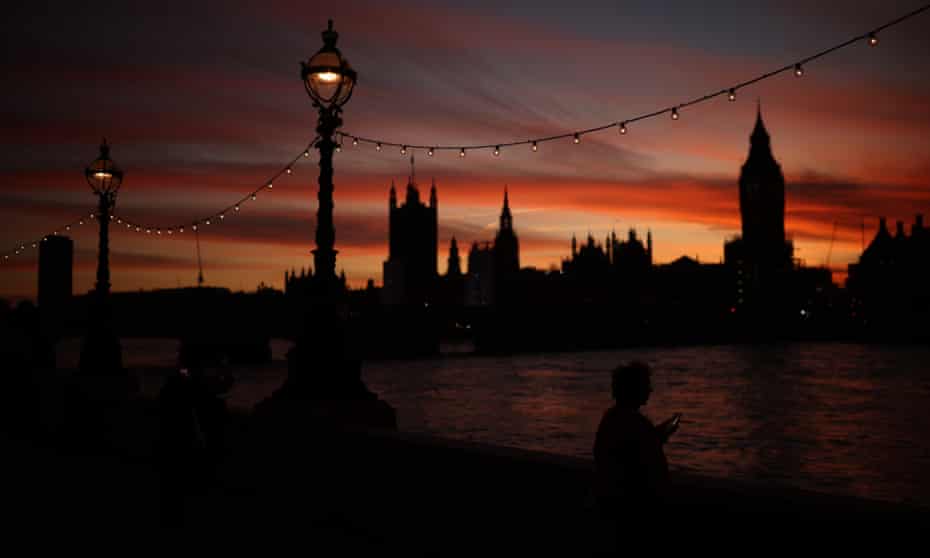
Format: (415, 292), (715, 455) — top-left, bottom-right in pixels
(3, 370), (927, 550)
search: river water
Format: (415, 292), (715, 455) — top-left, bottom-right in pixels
(57, 339), (930, 506)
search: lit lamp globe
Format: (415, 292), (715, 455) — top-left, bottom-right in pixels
(301, 19), (357, 112)
(85, 140), (123, 197)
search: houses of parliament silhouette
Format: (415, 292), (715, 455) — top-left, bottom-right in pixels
(19, 109), (929, 358)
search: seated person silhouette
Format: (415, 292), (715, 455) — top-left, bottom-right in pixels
(593, 361), (680, 517)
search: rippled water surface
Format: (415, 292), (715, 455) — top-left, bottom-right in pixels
(58, 340), (930, 505)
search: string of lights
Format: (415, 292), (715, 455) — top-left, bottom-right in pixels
(112, 136), (319, 236)
(1, 213), (97, 262)
(0, 137), (318, 262)
(337, 3), (930, 157)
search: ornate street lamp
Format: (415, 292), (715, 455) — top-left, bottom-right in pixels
(301, 19), (356, 289)
(79, 139), (124, 377)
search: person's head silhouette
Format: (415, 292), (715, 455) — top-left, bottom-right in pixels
(611, 361), (652, 410)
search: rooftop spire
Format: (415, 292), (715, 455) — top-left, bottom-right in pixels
(751, 99), (770, 144)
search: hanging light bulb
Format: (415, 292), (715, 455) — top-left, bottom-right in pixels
(117, 218), (122, 224)
(868, 32), (878, 46)
(79, 220), (84, 225)
(179, 227), (185, 233)
(234, 205), (240, 212)
(205, 219), (211, 225)
(728, 88), (737, 102)
(335, 144), (342, 153)
(573, 133), (581, 144)
(251, 194), (257, 201)
(32, 243), (36, 249)
(267, 182), (273, 189)
(168, 229), (173, 235)
(671, 107), (680, 120)
(66, 226), (71, 231)
(146, 228), (152, 234)
(192, 224), (198, 231)
(352, 137), (359, 147)
(619, 122), (627, 135)
(531, 141), (538, 152)
(428, 147), (435, 157)
(376, 142), (382, 152)
(460, 148), (466, 158)
(794, 63), (804, 77)
(400, 145), (407, 155)
(286, 167), (292, 175)
(219, 214), (225, 220)
(493, 146), (500, 156)
(157, 229), (162, 235)
(303, 150), (310, 158)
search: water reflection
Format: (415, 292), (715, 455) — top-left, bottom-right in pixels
(56, 339), (930, 505)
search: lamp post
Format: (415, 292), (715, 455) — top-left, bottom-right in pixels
(301, 19), (356, 291)
(79, 140), (124, 377)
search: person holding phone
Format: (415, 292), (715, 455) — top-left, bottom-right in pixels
(593, 361), (681, 519)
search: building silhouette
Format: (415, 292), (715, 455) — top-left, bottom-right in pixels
(724, 106), (794, 315)
(847, 214), (929, 334)
(561, 227), (652, 285)
(463, 190), (520, 307)
(38, 234), (73, 336)
(465, 241), (494, 307)
(382, 160), (438, 306)
(493, 188), (520, 279)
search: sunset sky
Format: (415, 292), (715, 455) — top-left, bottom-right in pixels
(2, 0), (929, 300)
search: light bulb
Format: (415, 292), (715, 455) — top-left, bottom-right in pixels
(376, 143), (382, 151)
(352, 138), (359, 146)
(205, 219), (211, 225)
(267, 182), (273, 189)
(573, 133), (581, 144)
(157, 229), (161, 235)
(303, 150), (310, 158)
(531, 141), (538, 152)
(192, 224), (198, 231)
(671, 107), (680, 120)
(460, 148), (466, 158)
(234, 205), (240, 212)
(428, 148), (434, 157)
(869, 33), (878, 46)
(493, 146), (500, 156)
(219, 214), (225, 220)
(286, 167), (292, 174)
(335, 144), (341, 153)
(179, 227), (184, 233)
(66, 226), (71, 231)
(619, 122), (627, 135)
(728, 89), (736, 102)
(251, 194), (257, 201)
(146, 229), (151, 234)
(400, 145), (407, 155)
(795, 63), (804, 77)
(168, 230), (173, 235)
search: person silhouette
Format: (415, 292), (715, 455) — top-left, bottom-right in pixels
(156, 341), (231, 526)
(593, 361), (680, 519)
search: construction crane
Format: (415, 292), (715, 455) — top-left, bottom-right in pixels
(195, 228), (204, 287)
(825, 221), (838, 270)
